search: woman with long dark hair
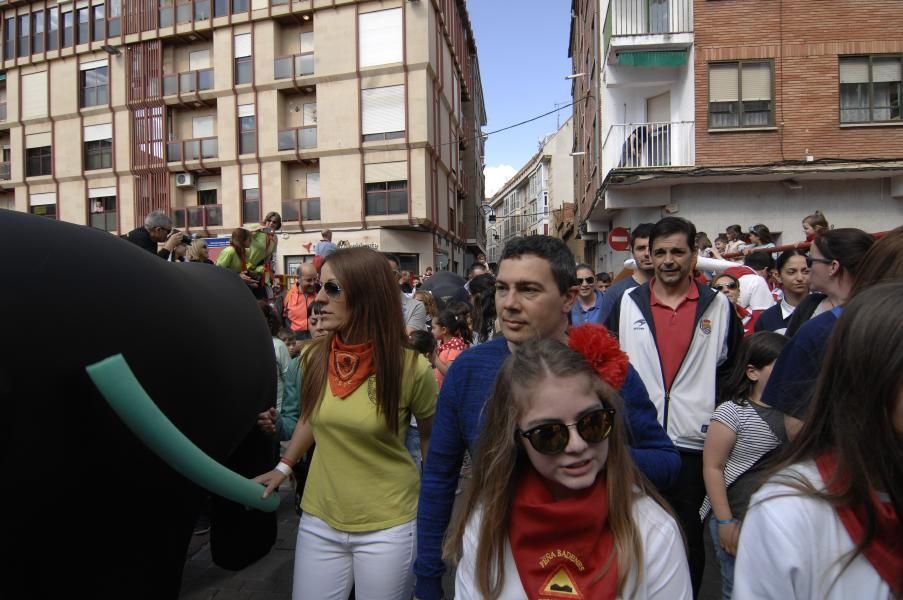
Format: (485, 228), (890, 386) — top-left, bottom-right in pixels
(755, 250), (810, 335)
(215, 228), (251, 274)
(468, 273), (497, 345)
(734, 282), (903, 599)
(445, 332), (690, 599)
(255, 247), (437, 600)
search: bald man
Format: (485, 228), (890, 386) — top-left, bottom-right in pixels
(284, 263), (319, 340)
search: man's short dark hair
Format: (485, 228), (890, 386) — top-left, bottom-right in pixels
(500, 235), (576, 294)
(630, 223), (655, 249)
(649, 217), (697, 251)
(595, 272), (612, 283)
(383, 253), (402, 268)
(744, 251), (775, 271)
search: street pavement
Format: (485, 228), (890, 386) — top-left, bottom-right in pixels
(180, 486), (722, 599)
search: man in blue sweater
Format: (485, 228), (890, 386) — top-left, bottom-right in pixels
(413, 236), (679, 600)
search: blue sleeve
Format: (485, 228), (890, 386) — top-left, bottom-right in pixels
(762, 319), (831, 419)
(415, 360), (467, 600)
(275, 358), (300, 441)
(620, 365), (680, 491)
(597, 284), (623, 326)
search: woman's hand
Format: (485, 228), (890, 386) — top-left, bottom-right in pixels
(718, 520), (741, 556)
(253, 469), (287, 499)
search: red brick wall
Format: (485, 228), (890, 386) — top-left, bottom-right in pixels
(694, 0), (903, 166)
(571, 0), (601, 220)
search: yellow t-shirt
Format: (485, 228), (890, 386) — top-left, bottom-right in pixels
(301, 350), (438, 532)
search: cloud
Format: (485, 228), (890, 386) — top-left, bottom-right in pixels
(484, 164), (517, 198)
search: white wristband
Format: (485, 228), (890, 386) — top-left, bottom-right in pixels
(275, 462), (293, 477)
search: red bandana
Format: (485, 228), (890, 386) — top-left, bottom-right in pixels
(328, 336), (375, 399)
(815, 451), (902, 595)
(509, 467), (617, 600)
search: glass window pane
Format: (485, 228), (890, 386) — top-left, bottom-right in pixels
(232, 0), (248, 13)
(235, 58), (252, 84)
(300, 127), (316, 149)
(303, 199), (320, 221)
(77, 8), (89, 44)
(177, 2), (192, 23)
(366, 192), (385, 215)
(278, 130), (296, 151)
(298, 54), (314, 76)
(388, 190), (407, 213)
(206, 205), (222, 227)
(242, 197), (259, 224)
(274, 57), (292, 79)
(93, 5), (105, 40)
(214, 0), (228, 17)
(195, 0), (210, 20)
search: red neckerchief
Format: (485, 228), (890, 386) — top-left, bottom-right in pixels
(438, 336), (468, 354)
(509, 466), (617, 600)
(327, 336), (375, 399)
(815, 451), (902, 595)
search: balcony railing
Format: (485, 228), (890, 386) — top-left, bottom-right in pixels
(278, 126), (317, 151)
(0, 161), (9, 180)
(281, 197), (321, 222)
(274, 53), (314, 79)
(174, 204), (223, 229)
(159, 0), (228, 27)
(167, 136), (218, 162)
(601, 121), (694, 176)
(609, 0), (692, 37)
(162, 68), (214, 96)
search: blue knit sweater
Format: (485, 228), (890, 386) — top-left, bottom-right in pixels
(413, 336), (679, 599)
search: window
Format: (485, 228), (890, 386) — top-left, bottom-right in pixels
(89, 189), (117, 232)
(77, 8), (90, 44)
(298, 31), (314, 75)
(48, 8), (59, 51)
(361, 85), (405, 141)
(234, 33), (252, 84)
(108, 0), (121, 36)
(232, 0), (249, 13)
(30, 193), (56, 218)
(26, 146), (52, 177)
(33, 11), (44, 53)
(198, 188), (217, 205)
(359, 8), (402, 68)
(192, 115), (214, 138)
(242, 174), (259, 224)
(93, 4), (105, 41)
(709, 61), (773, 129)
(84, 123), (113, 170)
(366, 181), (407, 215)
(840, 55), (902, 123)
(62, 11), (73, 48)
(214, 0), (228, 18)
(81, 62), (109, 107)
(18, 15), (29, 57)
(4, 18), (14, 60)
(238, 104), (255, 154)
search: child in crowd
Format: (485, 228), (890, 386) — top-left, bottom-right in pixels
(432, 309), (470, 388)
(446, 333), (691, 599)
(701, 331), (789, 599)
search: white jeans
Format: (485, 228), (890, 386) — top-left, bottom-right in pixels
(292, 513), (416, 600)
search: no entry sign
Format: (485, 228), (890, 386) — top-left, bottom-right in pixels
(609, 227), (630, 251)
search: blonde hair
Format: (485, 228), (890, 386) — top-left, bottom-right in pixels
(443, 338), (673, 598)
(187, 238), (208, 262)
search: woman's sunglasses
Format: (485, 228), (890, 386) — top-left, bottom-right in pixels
(712, 282), (739, 292)
(322, 280), (343, 298)
(577, 276), (596, 285)
(517, 408), (616, 455)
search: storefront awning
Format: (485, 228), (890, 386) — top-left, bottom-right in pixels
(616, 50), (688, 68)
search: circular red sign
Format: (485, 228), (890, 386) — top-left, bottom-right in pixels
(609, 227), (631, 251)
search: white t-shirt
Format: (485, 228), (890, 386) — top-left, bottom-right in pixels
(455, 494), (692, 600)
(271, 337), (292, 412)
(734, 460), (892, 600)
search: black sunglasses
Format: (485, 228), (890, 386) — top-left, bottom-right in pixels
(806, 256), (832, 268)
(517, 408), (616, 455)
(713, 282), (739, 292)
(322, 280), (342, 298)
(577, 276), (595, 285)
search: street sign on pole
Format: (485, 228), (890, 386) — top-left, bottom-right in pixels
(609, 227), (630, 251)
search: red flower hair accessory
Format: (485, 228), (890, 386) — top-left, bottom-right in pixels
(568, 324), (630, 390)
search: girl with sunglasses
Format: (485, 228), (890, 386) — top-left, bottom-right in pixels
(733, 282), (903, 599)
(445, 329), (691, 599)
(712, 273), (755, 337)
(255, 247), (437, 600)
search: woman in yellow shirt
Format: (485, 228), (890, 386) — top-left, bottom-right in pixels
(257, 247), (437, 600)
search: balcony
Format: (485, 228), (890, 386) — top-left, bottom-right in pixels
(601, 121), (694, 179)
(281, 197), (321, 222)
(0, 161), (9, 180)
(167, 136), (218, 162)
(278, 126), (317, 151)
(274, 53), (314, 80)
(162, 68), (214, 96)
(605, 0), (693, 65)
(173, 204), (223, 229)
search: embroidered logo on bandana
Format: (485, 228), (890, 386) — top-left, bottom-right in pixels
(700, 318), (712, 335)
(540, 565), (584, 599)
(333, 350), (360, 382)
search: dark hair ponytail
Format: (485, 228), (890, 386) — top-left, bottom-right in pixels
(719, 331), (788, 404)
(435, 309), (465, 338)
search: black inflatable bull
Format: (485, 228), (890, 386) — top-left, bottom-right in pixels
(0, 210), (279, 598)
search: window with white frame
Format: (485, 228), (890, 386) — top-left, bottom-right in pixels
(89, 186), (117, 232)
(361, 85), (405, 141)
(30, 192), (56, 218)
(234, 33), (252, 84)
(840, 55), (902, 123)
(359, 8), (402, 68)
(241, 173), (259, 224)
(84, 123), (113, 170)
(365, 162), (407, 215)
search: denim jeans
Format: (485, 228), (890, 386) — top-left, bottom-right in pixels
(404, 424), (421, 473)
(708, 515), (736, 599)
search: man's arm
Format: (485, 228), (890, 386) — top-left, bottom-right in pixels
(406, 297), (427, 332)
(415, 362), (467, 600)
(619, 365), (680, 491)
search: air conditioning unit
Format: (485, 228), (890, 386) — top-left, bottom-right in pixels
(175, 173), (194, 188)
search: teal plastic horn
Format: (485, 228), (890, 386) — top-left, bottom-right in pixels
(86, 354), (279, 512)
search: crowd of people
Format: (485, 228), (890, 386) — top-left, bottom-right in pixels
(124, 207), (901, 600)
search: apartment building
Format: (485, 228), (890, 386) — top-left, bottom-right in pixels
(570, 0), (903, 271)
(486, 117), (575, 264)
(0, 0), (486, 276)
